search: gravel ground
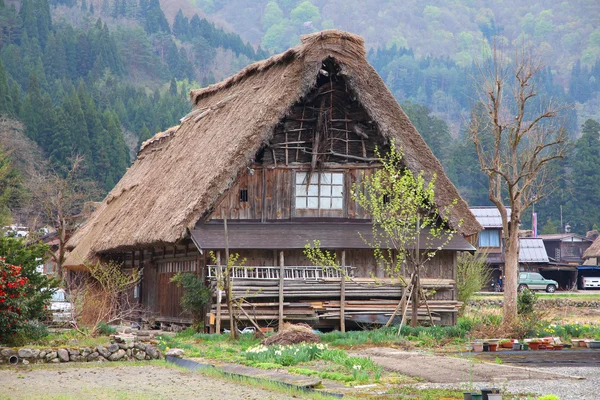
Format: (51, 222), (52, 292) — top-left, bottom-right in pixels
(0, 364), (299, 400)
(407, 366), (599, 400)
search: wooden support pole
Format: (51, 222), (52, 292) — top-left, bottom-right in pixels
(278, 250), (285, 331)
(340, 250), (346, 333)
(215, 250), (222, 335)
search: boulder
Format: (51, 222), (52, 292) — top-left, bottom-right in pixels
(106, 343), (119, 353)
(68, 349), (80, 356)
(50, 358), (60, 363)
(57, 349), (69, 362)
(39, 351), (47, 359)
(96, 346), (111, 359)
(145, 346), (159, 359)
(87, 352), (99, 362)
(18, 349), (34, 358)
(165, 348), (184, 358)
(133, 350), (146, 360)
(134, 343), (146, 351)
(108, 349), (126, 361)
(1, 348), (16, 357)
(45, 351), (57, 361)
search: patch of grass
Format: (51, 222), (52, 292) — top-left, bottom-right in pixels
(386, 386), (463, 399)
(198, 364), (341, 399)
(320, 319), (473, 348)
(288, 366), (355, 382)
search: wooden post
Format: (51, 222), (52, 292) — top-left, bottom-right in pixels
(215, 251), (222, 335)
(278, 250), (285, 331)
(340, 250), (346, 333)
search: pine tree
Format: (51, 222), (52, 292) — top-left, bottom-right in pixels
(568, 119), (600, 233)
(173, 9), (189, 39)
(0, 60), (13, 115)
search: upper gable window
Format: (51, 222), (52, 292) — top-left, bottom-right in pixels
(295, 172), (344, 210)
(479, 229), (500, 247)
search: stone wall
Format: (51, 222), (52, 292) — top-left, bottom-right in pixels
(0, 331), (162, 365)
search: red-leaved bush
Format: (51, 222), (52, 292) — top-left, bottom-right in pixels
(0, 257), (28, 342)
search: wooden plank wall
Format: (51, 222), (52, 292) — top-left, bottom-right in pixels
(212, 166), (374, 221)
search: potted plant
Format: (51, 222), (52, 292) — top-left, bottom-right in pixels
(528, 340), (540, 350)
(473, 342), (484, 352)
(500, 340), (513, 349)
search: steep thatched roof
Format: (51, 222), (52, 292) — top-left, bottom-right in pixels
(583, 236), (600, 260)
(65, 30), (481, 268)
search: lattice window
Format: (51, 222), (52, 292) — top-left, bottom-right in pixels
(295, 172), (344, 210)
(157, 260), (196, 273)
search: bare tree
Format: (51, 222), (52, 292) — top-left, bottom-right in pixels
(67, 261), (143, 336)
(469, 45), (568, 324)
(30, 155), (98, 281)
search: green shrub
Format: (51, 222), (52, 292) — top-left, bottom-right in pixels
(456, 250), (490, 307)
(170, 273), (211, 331)
(518, 288), (537, 315)
(537, 395), (560, 400)
(96, 322), (116, 335)
(6, 321), (49, 346)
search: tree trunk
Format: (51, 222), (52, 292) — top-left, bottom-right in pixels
(411, 274), (419, 328)
(503, 231), (520, 325)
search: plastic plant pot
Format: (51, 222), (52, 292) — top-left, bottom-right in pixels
(471, 394), (483, 400)
(522, 343), (529, 350)
(483, 344), (489, 352)
(473, 343), (484, 352)
(512, 343), (521, 351)
(489, 343), (497, 352)
(488, 394), (502, 400)
(463, 393), (473, 400)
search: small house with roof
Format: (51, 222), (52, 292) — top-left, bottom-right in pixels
(64, 31), (480, 330)
(470, 207), (551, 288)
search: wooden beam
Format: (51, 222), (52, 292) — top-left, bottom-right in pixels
(279, 250), (285, 331)
(215, 250), (222, 335)
(340, 250), (346, 333)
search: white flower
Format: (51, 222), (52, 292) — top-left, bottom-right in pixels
(353, 365), (361, 370)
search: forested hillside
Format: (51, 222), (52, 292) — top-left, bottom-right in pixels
(0, 0), (269, 226)
(1, 0), (599, 235)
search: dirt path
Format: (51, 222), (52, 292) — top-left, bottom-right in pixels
(353, 348), (575, 383)
(0, 363), (298, 400)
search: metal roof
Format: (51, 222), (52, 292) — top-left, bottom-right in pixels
(538, 233), (592, 242)
(519, 238), (549, 263)
(469, 207), (512, 229)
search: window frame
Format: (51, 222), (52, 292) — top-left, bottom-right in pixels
(294, 171), (344, 211)
(478, 229), (501, 247)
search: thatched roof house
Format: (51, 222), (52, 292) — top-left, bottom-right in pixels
(65, 30), (480, 269)
(583, 236), (600, 262)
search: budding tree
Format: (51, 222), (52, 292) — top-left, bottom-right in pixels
(469, 46), (567, 325)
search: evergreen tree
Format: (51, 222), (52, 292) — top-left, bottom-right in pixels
(568, 119), (600, 233)
(173, 9), (189, 39)
(0, 60), (13, 115)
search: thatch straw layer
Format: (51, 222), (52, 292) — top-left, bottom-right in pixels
(584, 236), (600, 259)
(65, 30), (480, 267)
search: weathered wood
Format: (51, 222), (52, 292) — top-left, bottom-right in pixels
(215, 250), (222, 334)
(340, 250), (346, 333)
(279, 250), (285, 331)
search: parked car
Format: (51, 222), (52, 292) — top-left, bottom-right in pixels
(518, 272), (558, 293)
(582, 276), (600, 289)
(48, 288), (73, 323)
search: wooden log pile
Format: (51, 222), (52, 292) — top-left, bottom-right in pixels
(209, 277), (461, 326)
